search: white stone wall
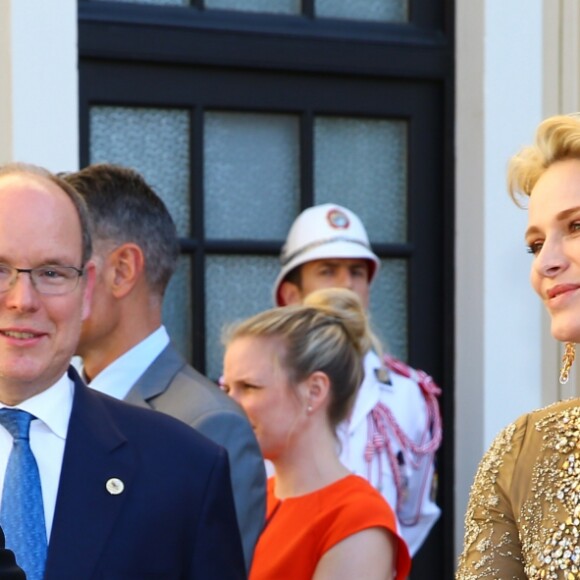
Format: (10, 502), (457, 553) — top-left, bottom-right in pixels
(0, 0), (78, 171)
(454, 0), (569, 562)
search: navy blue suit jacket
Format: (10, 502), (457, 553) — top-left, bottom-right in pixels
(43, 369), (246, 579)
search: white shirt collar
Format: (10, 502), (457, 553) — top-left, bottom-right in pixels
(0, 371), (74, 440)
(81, 325), (170, 400)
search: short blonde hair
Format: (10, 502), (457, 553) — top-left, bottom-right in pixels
(508, 114), (580, 204)
(223, 288), (372, 430)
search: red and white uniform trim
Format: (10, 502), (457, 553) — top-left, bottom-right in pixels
(338, 351), (442, 556)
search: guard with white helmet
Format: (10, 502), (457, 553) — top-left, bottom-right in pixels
(274, 203), (442, 557)
(273, 204), (380, 305)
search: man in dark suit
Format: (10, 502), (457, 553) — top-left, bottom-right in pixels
(0, 526), (25, 579)
(0, 163), (245, 579)
(64, 164), (265, 571)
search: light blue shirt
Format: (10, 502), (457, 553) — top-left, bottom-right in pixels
(77, 326), (170, 401)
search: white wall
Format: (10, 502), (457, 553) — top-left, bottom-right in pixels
(0, 0), (78, 171)
(455, 0), (544, 560)
(482, 1), (544, 433)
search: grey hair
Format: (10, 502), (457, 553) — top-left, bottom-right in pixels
(63, 164), (179, 296)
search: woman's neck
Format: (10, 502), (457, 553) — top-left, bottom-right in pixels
(272, 422), (350, 499)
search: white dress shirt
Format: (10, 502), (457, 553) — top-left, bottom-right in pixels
(78, 325), (170, 400)
(0, 372), (74, 540)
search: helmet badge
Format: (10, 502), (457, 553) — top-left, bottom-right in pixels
(326, 208), (350, 230)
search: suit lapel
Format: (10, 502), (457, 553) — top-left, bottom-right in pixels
(124, 344), (184, 408)
(44, 371), (137, 580)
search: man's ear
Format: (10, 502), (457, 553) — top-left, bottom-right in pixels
(279, 281), (303, 306)
(109, 243), (145, 298)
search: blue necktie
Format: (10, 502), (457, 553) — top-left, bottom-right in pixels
(0, 409), (47, 580)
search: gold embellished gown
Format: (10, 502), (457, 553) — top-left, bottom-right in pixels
(457, 398), (580, 579)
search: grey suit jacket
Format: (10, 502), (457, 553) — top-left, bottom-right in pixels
(124, 343), (266, 572)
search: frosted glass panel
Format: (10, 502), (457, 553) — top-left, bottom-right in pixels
(90, 106), (191, 236)
(314, 117), (407, 244)
(205, 112), (300, 240)
(91, 0), (188, 5)
(316, 0), (408, 22)
(205, 255), (280, 380)
(369, 259), (407, 361)
(162, 256), (192, 361)
(205, 0), (300, 13)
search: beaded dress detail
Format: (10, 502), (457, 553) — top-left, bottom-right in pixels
(458, 399), (580, 579)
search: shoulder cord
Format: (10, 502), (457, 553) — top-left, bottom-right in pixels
(364, 355), (442, 526)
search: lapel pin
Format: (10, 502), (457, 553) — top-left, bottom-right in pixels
(374, 367), (391, 384)
(106, 478), (124, 495)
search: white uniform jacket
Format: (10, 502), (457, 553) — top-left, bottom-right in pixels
(338, 350), (442, 556)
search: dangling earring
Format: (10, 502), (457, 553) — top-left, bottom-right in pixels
(560, 342), (576, 385)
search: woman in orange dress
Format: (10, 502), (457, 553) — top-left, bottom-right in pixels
(222, 288), (411, 580)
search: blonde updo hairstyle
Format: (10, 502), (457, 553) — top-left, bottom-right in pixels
(224, 288), (373, 430)
(508, 114), (580, 204)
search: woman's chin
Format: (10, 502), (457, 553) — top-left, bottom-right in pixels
(551, 321), (580, 343)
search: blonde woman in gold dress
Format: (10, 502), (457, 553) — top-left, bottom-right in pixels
(457, 114), (580, 579)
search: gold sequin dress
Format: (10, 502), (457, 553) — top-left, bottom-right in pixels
(457, 399), (580, 579)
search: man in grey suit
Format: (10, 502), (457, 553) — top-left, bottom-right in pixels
(64, 164), (266, 572)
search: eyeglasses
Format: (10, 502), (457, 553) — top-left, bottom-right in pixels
(0, 264), (84, 296)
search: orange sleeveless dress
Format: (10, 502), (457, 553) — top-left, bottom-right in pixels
(250, 474), (411, 580)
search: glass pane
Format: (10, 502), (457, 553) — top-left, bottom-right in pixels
(91, 0), (189, 5)
(204, 111), (300, 240)
(162, 255), (193, 361)
(205, 255), (280, 380)
(369, 258), (407, 361)
(316, 0), (408, 22)
(205, 0), (300, 14)
(90, 106), (191, 237)
(314, 117), (407, 244)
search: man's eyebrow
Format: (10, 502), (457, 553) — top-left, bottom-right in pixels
(0, 257), (78, 266)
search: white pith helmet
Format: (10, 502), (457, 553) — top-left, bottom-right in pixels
(273, 203), (380, 306)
